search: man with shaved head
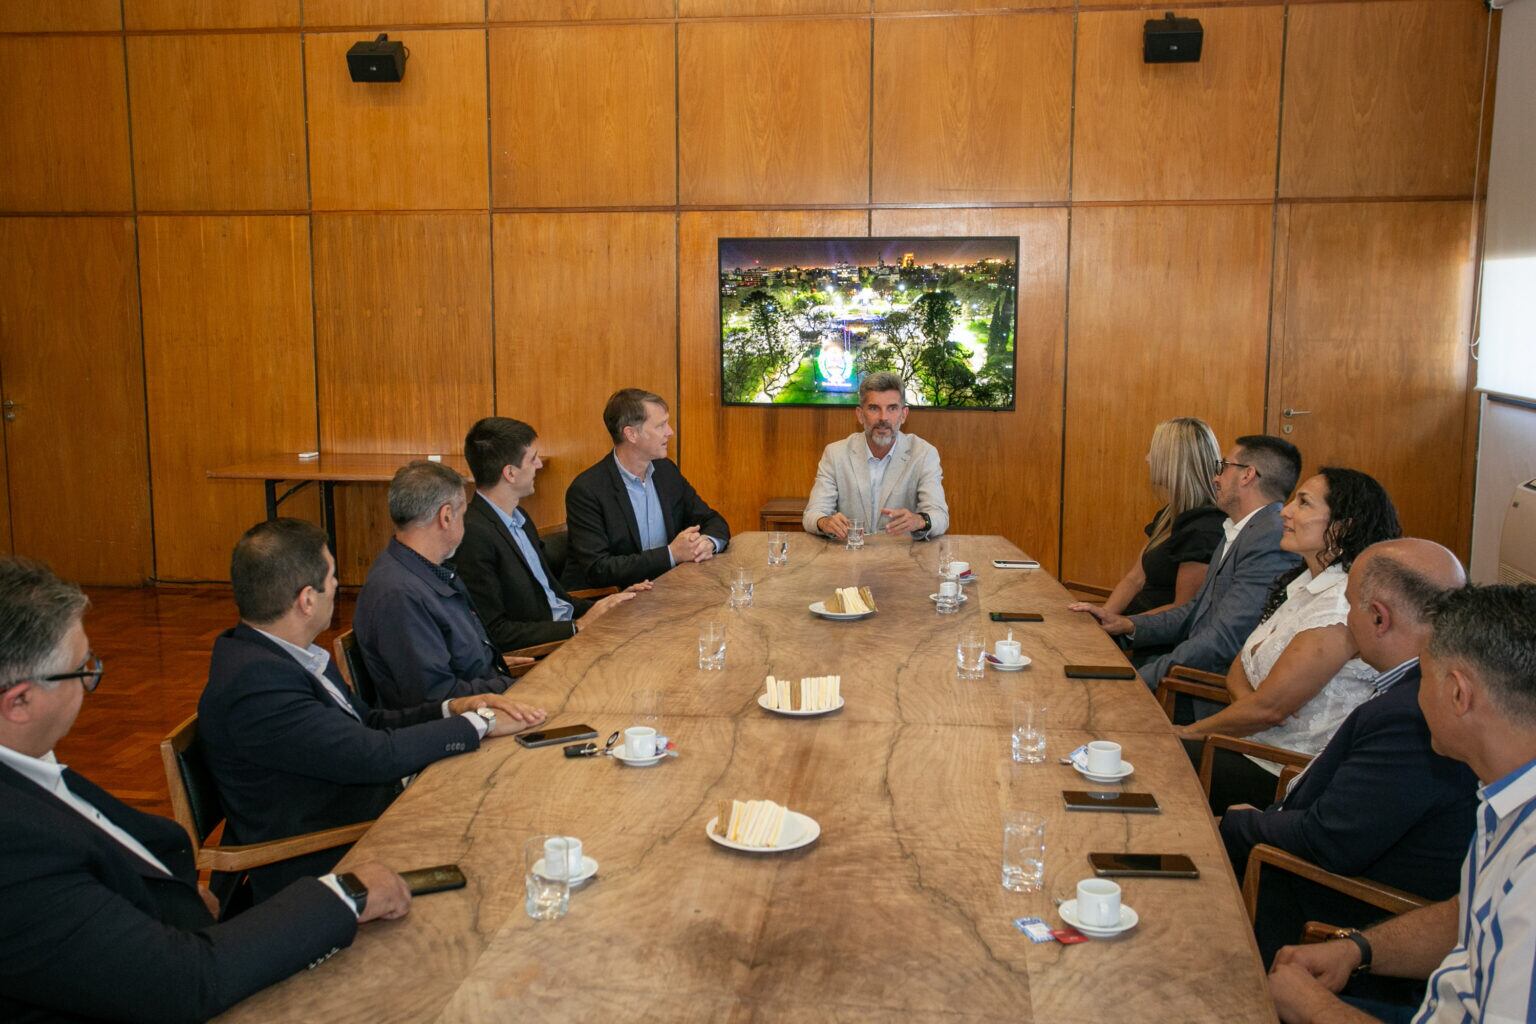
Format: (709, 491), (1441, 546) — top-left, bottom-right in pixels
(1220, 539), (1479, 978)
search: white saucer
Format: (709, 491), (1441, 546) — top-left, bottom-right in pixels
(532, 855), (599, 886)
(928, 592), (969, 604)
(809, 600), (874, 620)
(1071, 760), (1134, 783)
(611, 744), (664, 767)
(1058, 899), (1139, 938)
(705, 810), (821, 853)
(757, 693), (845, 716)
(958, 573), (978, 586)
(985, 654), (1032, 672)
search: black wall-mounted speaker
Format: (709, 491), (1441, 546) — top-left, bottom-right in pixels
(1144, 12), (1203, 64)
(347, 34), (407, 82)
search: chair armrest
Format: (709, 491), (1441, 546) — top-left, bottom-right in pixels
(508, 639), (566, 661)
(1199, 735), (1312, 800)
(570, 587), (618, 600)
(1242, 843), (1430, 924)
(1169, 665), (1228, 687)
(196, 820), (374, 874)
(1302, 921), (1346, 945)
(1155, 675), (1232, 721)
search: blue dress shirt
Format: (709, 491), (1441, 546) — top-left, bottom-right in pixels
(613, 454), (721, 566)
(479, 493), (573, 622)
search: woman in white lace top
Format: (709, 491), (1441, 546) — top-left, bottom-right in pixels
(1174, 467), (1401, 813)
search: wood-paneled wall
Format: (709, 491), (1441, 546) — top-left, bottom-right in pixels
(0, 0), (1495, 589)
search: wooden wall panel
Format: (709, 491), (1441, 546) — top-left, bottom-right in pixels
(871, 207), (1067, 573)
(124, 0), (299, 29)
(1281, 0), (1488, 199)
(305, 29), (489, 211)
(493, 213), (677, 526)
(873, 14), (1072, 205)
(875, 0), (1054, 11)
(0, 401), (11, 555)
(1062, 205), (1273, 590)
(302, 0), (485, 26)
(127, 34), (308, 212)
(313, 214), (494, 581)
(491, 0), (672, 20)
(1073, 7), (1283, 202)
(139, 216), (318, 582)
(0, 0), (119, 30)
(1271, 202), (1476, 552)
(679, 20), (869, 207)
(490, 24), (675, 208)
(681, 0), (864, 15)
(0, 36), (132, 212)
(0, 218), (150, 585)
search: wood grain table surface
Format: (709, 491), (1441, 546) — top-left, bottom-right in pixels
(219, 533), (1276, 1024)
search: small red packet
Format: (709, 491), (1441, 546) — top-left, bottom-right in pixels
(1051, 926), (1089, 944)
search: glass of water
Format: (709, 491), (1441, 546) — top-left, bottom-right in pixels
(1002, 811), (1047, 893)
(1011, 699), (1047, 764)
(956, 631), (986, 681)
(728, 568), (754, 609)
(525, 835), (571, 920)
(767, 531), (789, 566)
(698, 619), (726, 670)
(846, 518), (866, 550)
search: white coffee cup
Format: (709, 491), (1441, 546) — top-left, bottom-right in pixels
(939, 580), (960, 599)
(624, 726), (657, 758)
(948, 560), (970, 577)
(1085, 740), (1123, 775)
(543, 836), (583, 879)
(1076, 877), (1122, 928)
(995, 639), (1023, 665)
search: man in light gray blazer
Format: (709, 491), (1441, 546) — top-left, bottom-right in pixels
(802, 372), (950, 541)
(1074, 434), (1304, 687)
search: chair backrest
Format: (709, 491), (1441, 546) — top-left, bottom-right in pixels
(538, 521), (569, 581)
(159, 714), (225, 848)
(333, 629), (378, 709)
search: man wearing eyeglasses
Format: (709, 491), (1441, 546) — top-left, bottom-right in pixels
(0, 557), (409, 1023)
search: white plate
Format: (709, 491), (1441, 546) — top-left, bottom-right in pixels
(705, 810), (821, 853)
(532, 855), (599, 886)
(809, 600), (874, 621)
(928, 592), (969, 604)
(1058, 899), (1139, 938)
(985, 654), (1032, 672)
(757, 693), (845, 716)
(1072, 760), (1134, 783)
(611, 744), (664, 767)
(958, 573), (978, 586)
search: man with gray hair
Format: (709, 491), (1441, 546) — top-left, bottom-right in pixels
(354, 460), (530, 708)
(0, 557), (413, 1022)
(803, 371), (949, 540)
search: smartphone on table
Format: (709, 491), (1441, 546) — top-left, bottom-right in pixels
(1087, 852), (1198, 878)
(516, 723), (599, 749)
(1063, 790), (1160, 814)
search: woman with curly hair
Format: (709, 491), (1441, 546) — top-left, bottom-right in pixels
(1176, 466), (1402, 813)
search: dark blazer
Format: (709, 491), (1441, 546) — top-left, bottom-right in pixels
(563, 454), (730, 590)
(1220, 666), (1478, 962)
(457, 493), (593, 652)
(353, 538), (515, 708)
(198, 624), (482, 902)
(1130, 502), (1302, 687)
(0, 758), (356, 1024)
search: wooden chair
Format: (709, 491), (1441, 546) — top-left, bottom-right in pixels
(1197, 734), (1313, 805)
(759, 497), (807, 532)
(332, 629), (378, 709)
(1155, 664), (1232, 721)
(158, 714), (371, 876)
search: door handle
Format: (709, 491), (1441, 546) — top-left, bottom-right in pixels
(1282, 408), (1311, 418)
(1, 399), (17, 422)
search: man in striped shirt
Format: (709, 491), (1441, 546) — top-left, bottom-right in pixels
(1267, 583), (1536, 1024)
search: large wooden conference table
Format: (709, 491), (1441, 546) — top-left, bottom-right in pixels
(222, 533), (1275, 1023)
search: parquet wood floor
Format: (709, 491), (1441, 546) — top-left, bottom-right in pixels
(57, 586), (358, 818)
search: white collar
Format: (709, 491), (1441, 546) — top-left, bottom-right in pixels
(1483, 756), (1536, 822)
(1288, 562), (1347, 597)
(0, 742), (67, 793)
(252, 626), (331, 677)
(1223, 503), (1266, 539)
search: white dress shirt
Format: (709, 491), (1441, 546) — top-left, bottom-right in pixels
(1213, 504), (1266, 567)
(865, 443), (896, 528)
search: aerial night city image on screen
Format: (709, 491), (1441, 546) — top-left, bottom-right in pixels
(718, 236), (1019, 410)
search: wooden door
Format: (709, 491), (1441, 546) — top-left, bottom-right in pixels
(1269, 202), (1477, 555)
(0, 218), (151, 584)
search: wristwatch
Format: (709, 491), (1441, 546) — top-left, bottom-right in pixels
(474, 707), (497, 733)
(916, 512), (932, 534)
(336, 871), (368, 916)
(1334, 929), (1373, 975)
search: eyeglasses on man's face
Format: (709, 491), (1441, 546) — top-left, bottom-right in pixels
(0, 653), (105, 695)
(1217, 458), (1261, 480)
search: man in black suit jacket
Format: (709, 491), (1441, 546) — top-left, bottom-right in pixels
(458, 416), (646, 652)
(564, 388), (730, 591)
(199, 519), (545, 904)
(1220, 539), (1476, 966)
(0, 556), (411, 1024)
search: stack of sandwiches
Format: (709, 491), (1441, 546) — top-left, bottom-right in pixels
(826, 586), (876, 614)
(713, 798), (790, 847)
(763, 674), (841, 712)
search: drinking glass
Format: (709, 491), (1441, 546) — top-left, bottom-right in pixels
(525, 834), (571, 920)
(846, 518), (866, 550)
(1011, 699), (1047, 764)
(956, 631), (986, 681)
(936, 537), (954, 575)
(728, 568), (754, 609)
(935, 578), (961, 615)
(633, 688), (661, 731)
(698, 620), (727, 670)
(1001, 811), (1047, 893)
(767, 531), (789, 566)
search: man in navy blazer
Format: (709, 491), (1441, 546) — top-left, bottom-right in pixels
(0, 556), (412, 1023)
(564, 388), (730, 591)
(1075, 434), (1304, 687)
(199, 519), (545, 904)
(1220, 539), (1477, 965)
(457, 416), (646, 652)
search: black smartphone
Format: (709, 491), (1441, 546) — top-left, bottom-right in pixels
(1088, 852), (1199, 879)
(516, 724), (599, 749)
(990, 612), (1044, 622)
(1064, 663), (1138, 680)
(1063, 790), (1160, 813)
(400, 864), (467, 895)
(991, 559), (1040, 569)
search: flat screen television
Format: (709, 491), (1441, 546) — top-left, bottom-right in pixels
(718, 236), (1018, 410)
